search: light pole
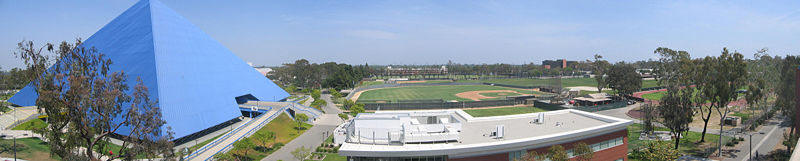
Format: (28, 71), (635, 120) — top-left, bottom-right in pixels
(749, 131), (765, 161)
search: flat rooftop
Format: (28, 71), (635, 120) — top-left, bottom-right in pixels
(338, 109), (632, 157)
(458, 111), (611, 144)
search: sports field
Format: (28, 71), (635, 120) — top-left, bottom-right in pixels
(355, 85), (548, 102)
(460, 77), (659, 88)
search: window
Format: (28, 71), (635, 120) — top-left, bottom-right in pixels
(509, 150), (526, 161)
(590, 137), (624, 152)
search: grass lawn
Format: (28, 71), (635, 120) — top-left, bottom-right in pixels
(0, 138), (60, 161)
(627, 123), (733, 157)
(12, 119), (47, 130)
(642, 80), (659, 88)
(463, 106), (562, 117)
(221, 113), (312, 160)
(357, 85), (547, 102)
(358, 81), (384, 87)
(641, 91), (665, 101)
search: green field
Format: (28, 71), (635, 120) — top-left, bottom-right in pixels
(0, 138), (60, 161)
(12, 119), (48, 130)
(641, 92), (665, 100)
(357, 85), (548, 102)
(463, 106), (562, 117)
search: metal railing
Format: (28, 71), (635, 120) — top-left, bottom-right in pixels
(183, 106), (272, 160)
(210, 105), (286, 161)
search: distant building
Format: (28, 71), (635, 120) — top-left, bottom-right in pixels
(334, 109), (632, 161)
(542, 59), (577, 69)
(386, 66), (448, 75)
(254, 67), (273, 76)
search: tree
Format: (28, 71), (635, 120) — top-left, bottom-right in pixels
(654, 47), (709, 143)
(606, 62), (642, 98)
(311, 89), (321, 100)
(232, 138), (255, 158)
(295, 113), (309, 131)
(658, 88), (694, 149)
(213, 153), (236, 161)
(515, 151), (543, 161)
(590, 54), (611, 93)
(349, 103), (365, 116)
(702, 48), (747, 155)
(253, 131), (276, 150)
(573, 142), (594, 161)
(291, 146), (311, 161)
(14, 40), (174, 160)
(547, 145), (569, 161)
(642, 101), (656, 134)
(630, 141), (681, 161)
(777, 56), (799, 135)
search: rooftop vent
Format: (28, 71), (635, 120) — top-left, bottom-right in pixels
(531, 113), (545, 124)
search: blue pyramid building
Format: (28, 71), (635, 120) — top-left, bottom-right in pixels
(8, 0), (289, 141)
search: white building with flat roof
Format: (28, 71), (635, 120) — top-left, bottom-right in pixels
(333, 109), (633, 161)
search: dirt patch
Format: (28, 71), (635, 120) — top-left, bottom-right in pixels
(497, 93), (509, 96)
(455, 90), (529, 101)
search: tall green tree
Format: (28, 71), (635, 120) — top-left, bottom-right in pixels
(294, 113), (309, 132)
(606, 62), (642, 98)
(658, 88), (694, 149)
(777, 56), (800, 135)
(14, 40), (175, 160)
(590, 54), (611, 93)
(653, 47), (697, 145)
(704, 48), (747, 155)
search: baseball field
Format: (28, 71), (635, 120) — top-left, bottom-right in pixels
(353, 85), (549, 102)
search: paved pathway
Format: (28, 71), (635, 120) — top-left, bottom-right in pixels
(721, 116), (789, 161)
(186, 108), (281, 161)
(0, 106), (38, 130)
(261, 95), (344, 161)
(261, 114), (342, 161)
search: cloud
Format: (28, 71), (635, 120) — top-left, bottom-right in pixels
(346, 30), (398, 40)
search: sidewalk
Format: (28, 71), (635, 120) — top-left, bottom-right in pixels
(721, 116), (788, 161)
(261, 114), (342, 161)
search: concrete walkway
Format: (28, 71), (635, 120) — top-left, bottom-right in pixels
(0, 106), (38, 129)
(722, 116), (789, 161)
(186, 107), (282, 161)
(261, 114), (342, 161)
(261, 95), (344, 161)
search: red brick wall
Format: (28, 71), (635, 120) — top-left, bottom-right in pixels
(450, 129), (628, 161)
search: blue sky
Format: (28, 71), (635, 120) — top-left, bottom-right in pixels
(2, 0), (800, 69)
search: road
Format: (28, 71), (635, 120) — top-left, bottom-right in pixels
(262, 94), (343, 161)
(722, 116), (789, 161)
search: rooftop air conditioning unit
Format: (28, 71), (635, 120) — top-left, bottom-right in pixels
(496, 125), (505, 139)
(532, 113), (545, 124)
